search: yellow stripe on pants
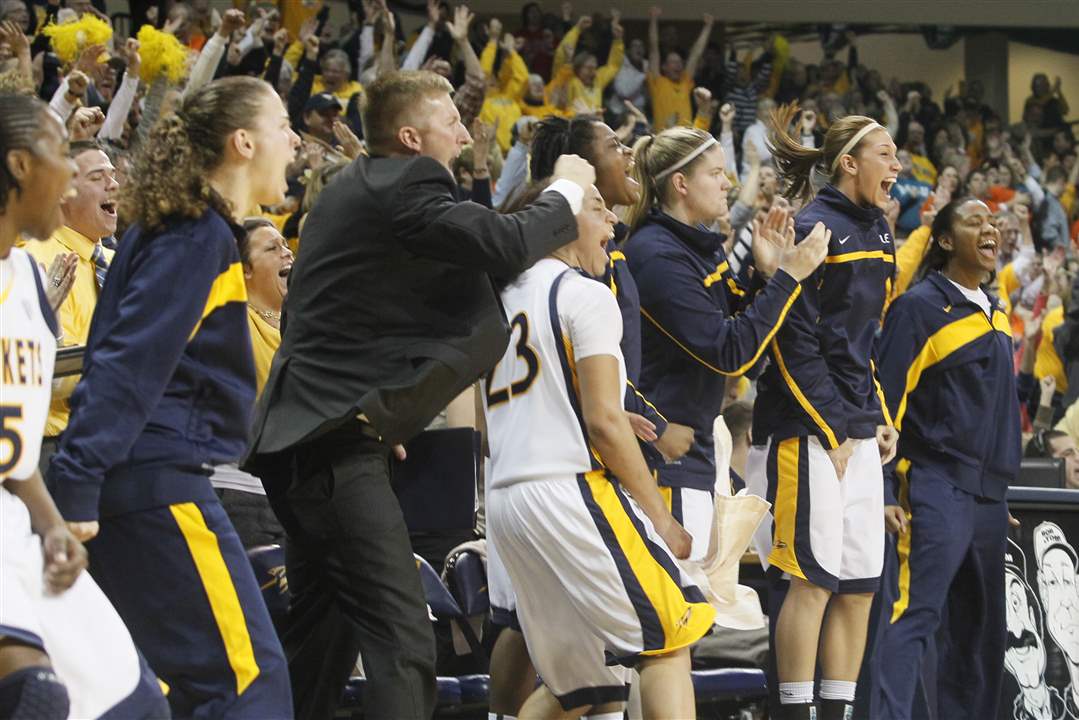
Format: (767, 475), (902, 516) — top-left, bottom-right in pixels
(890, 459), (913, 623)
(170, 502), (261, 695)
(767, 438), (806, 580)
(584, 471), (715, 654)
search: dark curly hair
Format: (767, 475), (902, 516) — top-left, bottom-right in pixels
(120, 76), (275, 233)
(0, 92), (50, 213)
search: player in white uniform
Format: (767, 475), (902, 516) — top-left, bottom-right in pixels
(483, 178), (716, 719)
(0, 93), (165, 719)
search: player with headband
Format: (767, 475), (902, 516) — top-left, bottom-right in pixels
(747, 106), (902, 720)
(621, 125), (828, 571)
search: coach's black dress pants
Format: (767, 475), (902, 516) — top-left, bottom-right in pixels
(265, 422), (437, 720)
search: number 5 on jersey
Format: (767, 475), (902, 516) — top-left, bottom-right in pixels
(486, 313), (540, 408)
(0, 405), (24, 475)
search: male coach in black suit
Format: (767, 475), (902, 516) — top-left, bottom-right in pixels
(245, 70), (595, 719)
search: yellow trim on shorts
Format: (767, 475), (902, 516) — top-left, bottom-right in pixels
(583, 470), (715, 654)
(170, 502), (260, 695)
(890, 459), (913, 623)
(767, 438), (806, 581)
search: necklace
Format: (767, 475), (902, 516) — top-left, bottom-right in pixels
(249, 304), (281, 323)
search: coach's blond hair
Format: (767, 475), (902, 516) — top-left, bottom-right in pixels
(361, 70), (454, 156)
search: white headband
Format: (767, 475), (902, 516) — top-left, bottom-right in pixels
(830, 122), (885, 173)
(655, 136), (718, 181)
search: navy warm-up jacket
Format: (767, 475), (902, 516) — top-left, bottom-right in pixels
(877, 272), (1021, 503)
(754, 184), (895, 448)
(601, 223), (668, 468)
(624, 210), (802, 491)
(48, 208), (256, 521)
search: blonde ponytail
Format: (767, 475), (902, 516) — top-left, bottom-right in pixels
(626, 126), (715, 231)
(625, 134), (656, 231)
(770, 103), (884, 206)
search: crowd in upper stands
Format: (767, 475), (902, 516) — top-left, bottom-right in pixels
(3, 0), (1078, 513)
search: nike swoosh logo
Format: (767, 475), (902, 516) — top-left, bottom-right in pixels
(838, 235), (850, 244)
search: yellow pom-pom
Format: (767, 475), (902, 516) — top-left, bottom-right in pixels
(136, 25), (190, 85)
(42, 15), (113, 65)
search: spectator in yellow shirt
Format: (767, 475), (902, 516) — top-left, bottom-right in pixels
(25, 140), (117, 448)
(548, 11), (624, 115)
(311, 49), (363, 108)
(479, 21), (528, 153)
(518, 73), (571, 119)
(646, 7), (714, 131)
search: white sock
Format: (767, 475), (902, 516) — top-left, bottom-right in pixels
(584, 714), (624, 720)
(819, 679), (856, 702)
(779, 681), (815, 705)
(489, 714), (518, 720)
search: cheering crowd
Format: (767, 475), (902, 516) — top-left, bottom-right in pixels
(0, 0), (1077, 719)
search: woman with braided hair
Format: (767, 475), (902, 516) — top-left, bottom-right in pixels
(46, 76), (299, 717)
(748, 104), (902, 720)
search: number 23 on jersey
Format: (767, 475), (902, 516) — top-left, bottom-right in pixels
(485, 312), (540, 408)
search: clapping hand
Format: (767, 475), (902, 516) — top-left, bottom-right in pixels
(778, 220), (830, 282)
(751, 204), (795, 278)
(44, 253), (78, 312)
(333, 120), (365, 160)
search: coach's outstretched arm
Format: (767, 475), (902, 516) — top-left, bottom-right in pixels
(394, 154), (594, 276)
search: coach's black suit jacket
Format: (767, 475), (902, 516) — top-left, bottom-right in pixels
(246, 153), (577, 463)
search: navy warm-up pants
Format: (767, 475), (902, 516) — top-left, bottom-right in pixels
(871, 458), (1007, 720)
(87, 491), (292, 719)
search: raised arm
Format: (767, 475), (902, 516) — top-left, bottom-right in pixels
(374, 5), (397, 79)
(446, 5), (484, 81)
(647, 5), (660, 77)
(99, 41), (140, 140)
(394, 155), (592, 275)
(595, 11), (624, 90)
(684, 13), (714, 82)
(184, 8), (244, 98)
(553, 16), (587, 77)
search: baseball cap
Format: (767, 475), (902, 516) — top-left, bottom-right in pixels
(1033, 521), (1079, 570)
(1006, 537), (1029, 581)
(304, 93), (341, 115)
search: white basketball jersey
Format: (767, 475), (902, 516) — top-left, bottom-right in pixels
(0, 247), (57, 483)
(483, 258), (627, 489)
